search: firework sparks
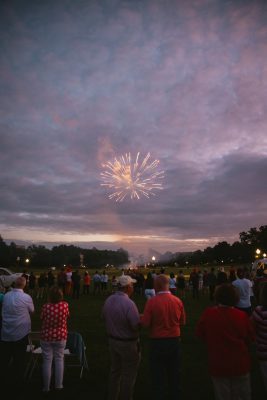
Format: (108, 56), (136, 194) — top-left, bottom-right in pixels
(100, 152), (164, 202)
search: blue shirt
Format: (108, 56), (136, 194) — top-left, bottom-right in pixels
(102, 291), (140, 339)
(1, 288), (34, 341)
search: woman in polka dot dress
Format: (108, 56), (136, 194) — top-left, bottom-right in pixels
(40, 286), (70, 393)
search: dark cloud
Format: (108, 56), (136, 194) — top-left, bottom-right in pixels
(1, 0), (267, 253)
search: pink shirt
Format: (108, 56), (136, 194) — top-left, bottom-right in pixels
(102, 291), (140, 339)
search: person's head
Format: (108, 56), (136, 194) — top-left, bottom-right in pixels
(48, 286), (63, 304)
(15, 276), (27, 289)
(215, 284), (239, 307)
(259, 282), (267, 309)
(230, 268), (236, 275)
(154, 274), (169, 293)
(117, 275), (136, 297)
(236, 268), (244, 279)
(170, 272), (174, 278)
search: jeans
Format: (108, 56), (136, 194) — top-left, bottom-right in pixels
(108, 338), (141, 400)
(40, 340), (66, 391)
(150, 338), (181, 400)
(212, 373), (251, 400)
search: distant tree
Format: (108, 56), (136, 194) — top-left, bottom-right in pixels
(240, 226), (267, 247)
(0, 235), (9, 265)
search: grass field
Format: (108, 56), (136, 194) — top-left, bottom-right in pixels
(22, 274), (266, 400)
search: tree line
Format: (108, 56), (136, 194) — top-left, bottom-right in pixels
(0, 225), (266, 270)
(158, 225), (267, 267)
(0, 236), (129, 269)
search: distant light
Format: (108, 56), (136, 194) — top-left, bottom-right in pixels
(25, 258), (30, 263)
(256, 249), (261, 255)
(152, 256), (156, 261)
(263, 253), (267, 258)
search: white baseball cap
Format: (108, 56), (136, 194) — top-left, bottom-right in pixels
(117, 275), (137, 287)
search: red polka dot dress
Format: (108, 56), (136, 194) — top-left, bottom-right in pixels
(41, 301), (69, 341)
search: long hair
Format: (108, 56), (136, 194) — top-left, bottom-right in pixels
(48, 286), (63, 304)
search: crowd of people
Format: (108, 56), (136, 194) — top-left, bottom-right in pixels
(0, 263), (267, 399)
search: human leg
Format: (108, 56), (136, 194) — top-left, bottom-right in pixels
(230, 374), (251, 400)
(209, 285), (215, 300)
(12, 335), (29, 384)
(166, 339), (181, 399)
(52, 340), (66, 389)
(0, 340), (13, 384)
(41, 340), (54, 392)
(150, 339), (168, 400)
(119, 341), (140, 400)
(108, 339), (122, 400)
(212, 377), (231, 400)
(259, 361), (267, 391)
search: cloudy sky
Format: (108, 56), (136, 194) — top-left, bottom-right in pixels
(1, 0), (267, 255)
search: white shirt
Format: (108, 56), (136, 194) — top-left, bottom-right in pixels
(101, 274), (109, 283)
(1, 288), (34, 341)
(232, 278), (252, 308)
(66, 271), (72, 282)
(169, 277), (176, 289)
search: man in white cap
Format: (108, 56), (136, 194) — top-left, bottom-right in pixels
(102, 275), (141, 400)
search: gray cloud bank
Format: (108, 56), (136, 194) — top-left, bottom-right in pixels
(1, 0), (267, 253)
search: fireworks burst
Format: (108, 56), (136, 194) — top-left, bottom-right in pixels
(100, 152), (164, 202)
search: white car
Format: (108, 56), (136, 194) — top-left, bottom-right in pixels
(0, 267), (23, 289)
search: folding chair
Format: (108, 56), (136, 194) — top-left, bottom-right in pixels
(64, 331), (89, 379)
(25, 331), (42, 380)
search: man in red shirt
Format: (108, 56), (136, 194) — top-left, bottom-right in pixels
(141, 274), (186, 400)
(196, 283), (255, 400)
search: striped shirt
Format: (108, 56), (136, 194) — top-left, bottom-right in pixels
(251, 306), (267, 360)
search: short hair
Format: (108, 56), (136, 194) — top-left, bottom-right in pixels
(48, 286), (63, 304)
(154, 274), (169, 292)
(215, 284), (240, 306)
(15, 276), (27, 289)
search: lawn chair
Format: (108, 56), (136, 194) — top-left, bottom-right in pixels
(64, 331), (89, 379)
(25, 331), (42, 380)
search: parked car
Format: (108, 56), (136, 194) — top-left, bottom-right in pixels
(0, 267), (23, 289)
